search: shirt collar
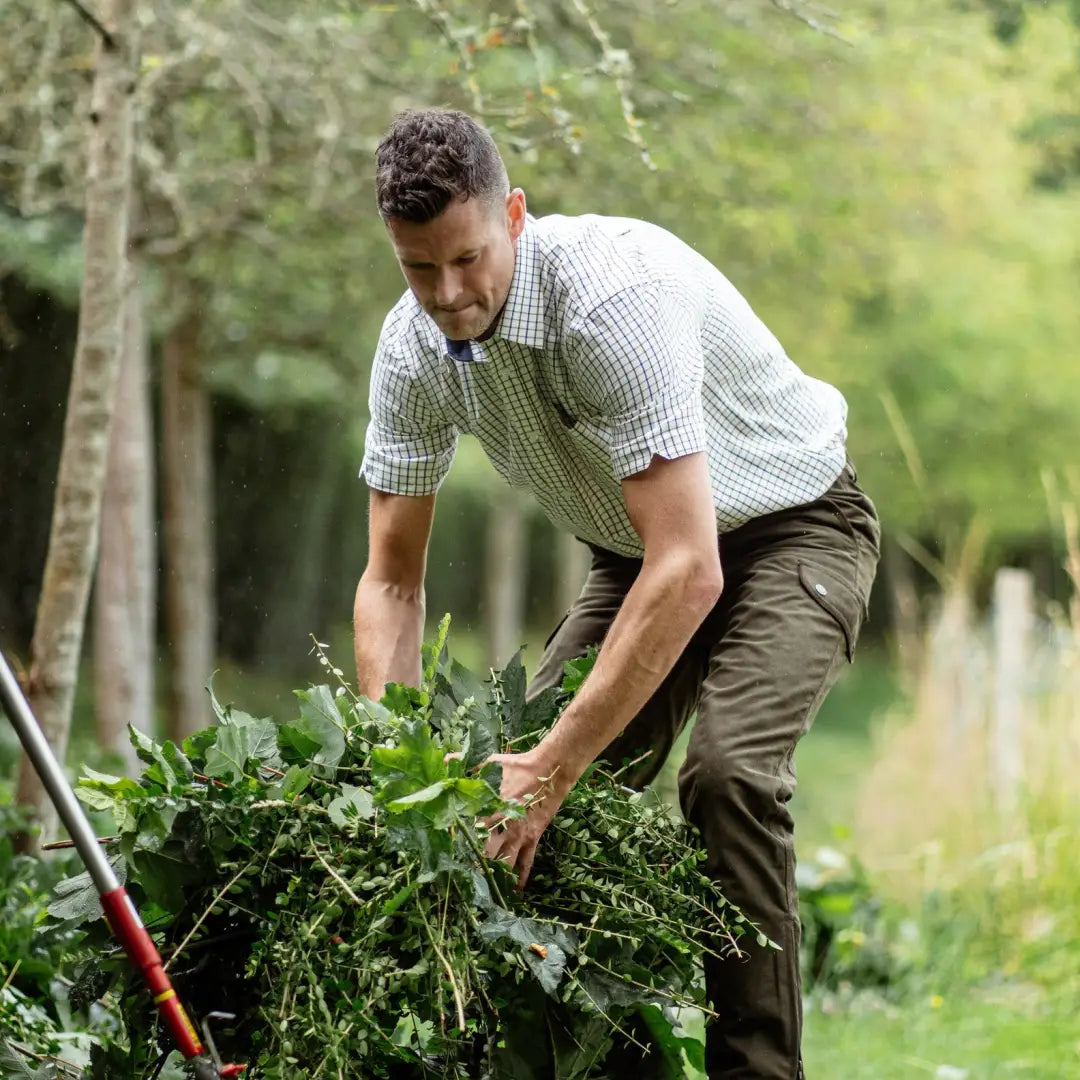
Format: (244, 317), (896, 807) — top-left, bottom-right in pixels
(489, 216), (545, 350)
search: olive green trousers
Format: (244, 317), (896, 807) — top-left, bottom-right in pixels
(528, 462), (881, 1080)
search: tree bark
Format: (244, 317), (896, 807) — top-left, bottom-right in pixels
(160, 300), (215, 741)
(256, 433), (342, 667)
(882, 536), (921, 688)
(15, 0), (138, 851)
(485, 491), (527, 668)
(93, 266), (155, 774)
(555, 529), (591, 617)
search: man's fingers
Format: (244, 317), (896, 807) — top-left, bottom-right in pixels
(517, 841), (537, 890)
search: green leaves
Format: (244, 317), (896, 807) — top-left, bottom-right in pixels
(477, 909), (576, 997)
(203, 715), (280, 781)
(370, 719), (447, 806)
(327, 784), (374, 828)
(280, 686), (346, 769)
(38, 640), (750, 1079)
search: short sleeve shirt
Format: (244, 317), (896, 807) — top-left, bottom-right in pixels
(361, 214), (848, 558)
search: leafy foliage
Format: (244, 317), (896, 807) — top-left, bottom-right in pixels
(798, 847), (916, 1002)
(41, 640), (764, 1079)
(0, 806), (110, 1077)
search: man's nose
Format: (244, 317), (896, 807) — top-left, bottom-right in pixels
(434, 267), (463, 309)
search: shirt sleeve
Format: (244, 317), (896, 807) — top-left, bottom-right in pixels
(568, 283), (707, 481)
(360, 339), (458, 496)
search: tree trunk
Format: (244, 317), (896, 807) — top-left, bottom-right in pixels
(555, 529), (591, 616)
(485, 492), (527, 668)
(15, 1), (138, 851)
(882, 536), (921, 688)
(256, 433), (342, 667)
(93, 267), (154, 774)
(160, 302), (215, 741)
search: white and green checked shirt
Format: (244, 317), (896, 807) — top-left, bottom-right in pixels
(361, 214), (848, 557)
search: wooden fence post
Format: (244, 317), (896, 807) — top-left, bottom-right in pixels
(991, 567), (1034, 816)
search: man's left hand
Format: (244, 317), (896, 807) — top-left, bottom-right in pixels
(483, 747), (576, 889)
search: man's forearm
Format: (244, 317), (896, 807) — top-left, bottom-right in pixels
(353, 575), (426, 700)
(538, 550), (722, 783)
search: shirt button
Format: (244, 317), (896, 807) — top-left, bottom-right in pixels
(814, 583), (828, 596)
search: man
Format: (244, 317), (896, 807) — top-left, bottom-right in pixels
(354, 107), (880, 1080)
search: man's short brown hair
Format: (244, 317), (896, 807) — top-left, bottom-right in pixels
(375, 108), (509, 223)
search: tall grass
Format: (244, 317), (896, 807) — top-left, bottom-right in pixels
(853, 502), (1080, 991)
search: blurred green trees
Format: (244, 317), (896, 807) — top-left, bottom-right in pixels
(0, 0), (1077, 698)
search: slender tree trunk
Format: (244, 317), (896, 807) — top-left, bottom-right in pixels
(15, 1), (138, 851)
(485, 491), (527, 668)
(882, 536), (920, 688)
(555, 529), (591, 616)
(93, 267), (154, 774)
(160, 300), (215, 740)
(257, 435), (342, 667)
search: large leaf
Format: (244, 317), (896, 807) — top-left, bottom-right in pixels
(498, 650), (527, 738)
(0, 1038), (53, 1079)
(637, 1003), (707, 1078)
(478, 910), (576, 997)
(47, 856), (125, 923)
(283, 685), (347, 769)
(462, 698), (501, 772)
(204, 716), (281, 780)
(327, 783), (375, 828)
(370, 718), (447, 805)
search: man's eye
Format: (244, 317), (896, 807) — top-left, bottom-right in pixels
(458, 255), (479, 265)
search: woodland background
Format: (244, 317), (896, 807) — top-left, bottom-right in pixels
(1, 1), (1079, 1076)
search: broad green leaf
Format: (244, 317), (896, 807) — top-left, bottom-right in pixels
(327, 783), (375, 827)
(636, 1003), (706, 1079)
(277, 724), (322, 763)
(518, 686), (561, 741)
(289, 685), (347, 768)
(462, 698), (501, 772)
(371, 718), (447, 805)
(161, 740), (194, 782)
(561, 648), (598, 697)
(79, 766), (142, 796)
(47, 856), (125, 923)
(477, 911), (576, 996)
(498, 650), (527, 737)
(130, 727), (177, 790)
(278, 765), (312, 800)
(204, 716), (280, 780)
(181, 727), (218, 765)
(381, 682), (425, 714)
(448, 659), (490, 709)
(384, 779), (452, 811)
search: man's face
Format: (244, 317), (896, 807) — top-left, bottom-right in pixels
(386, 190), (526, 341)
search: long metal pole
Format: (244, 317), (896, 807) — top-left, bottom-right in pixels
(0, 649), (244, 1079)
(0, 650), (119, 892)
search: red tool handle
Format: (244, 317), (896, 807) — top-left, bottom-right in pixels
(0, 650), (245, 1077)
(100, 888), (207, 1057)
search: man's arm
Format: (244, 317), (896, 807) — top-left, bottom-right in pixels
(354, 489), (437, 700)
(485, 451), (722, 884)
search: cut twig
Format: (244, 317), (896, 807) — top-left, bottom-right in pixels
(163, 863), (251, 973)
(58, 0), (116, 48)
(42, 834), (119, 851)
(315, 847), (362, 905)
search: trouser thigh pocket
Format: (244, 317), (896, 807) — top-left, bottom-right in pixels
(796, 558), (863, 662)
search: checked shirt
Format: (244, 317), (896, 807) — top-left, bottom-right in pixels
(361, 214), (848, 558)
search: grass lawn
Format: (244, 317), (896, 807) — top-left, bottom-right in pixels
(804, 992), (1080, 1079)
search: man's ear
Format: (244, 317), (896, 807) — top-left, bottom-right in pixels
(506, 188), (527, 239)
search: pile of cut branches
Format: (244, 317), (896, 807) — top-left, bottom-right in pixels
(44, 626), (770, 1080)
